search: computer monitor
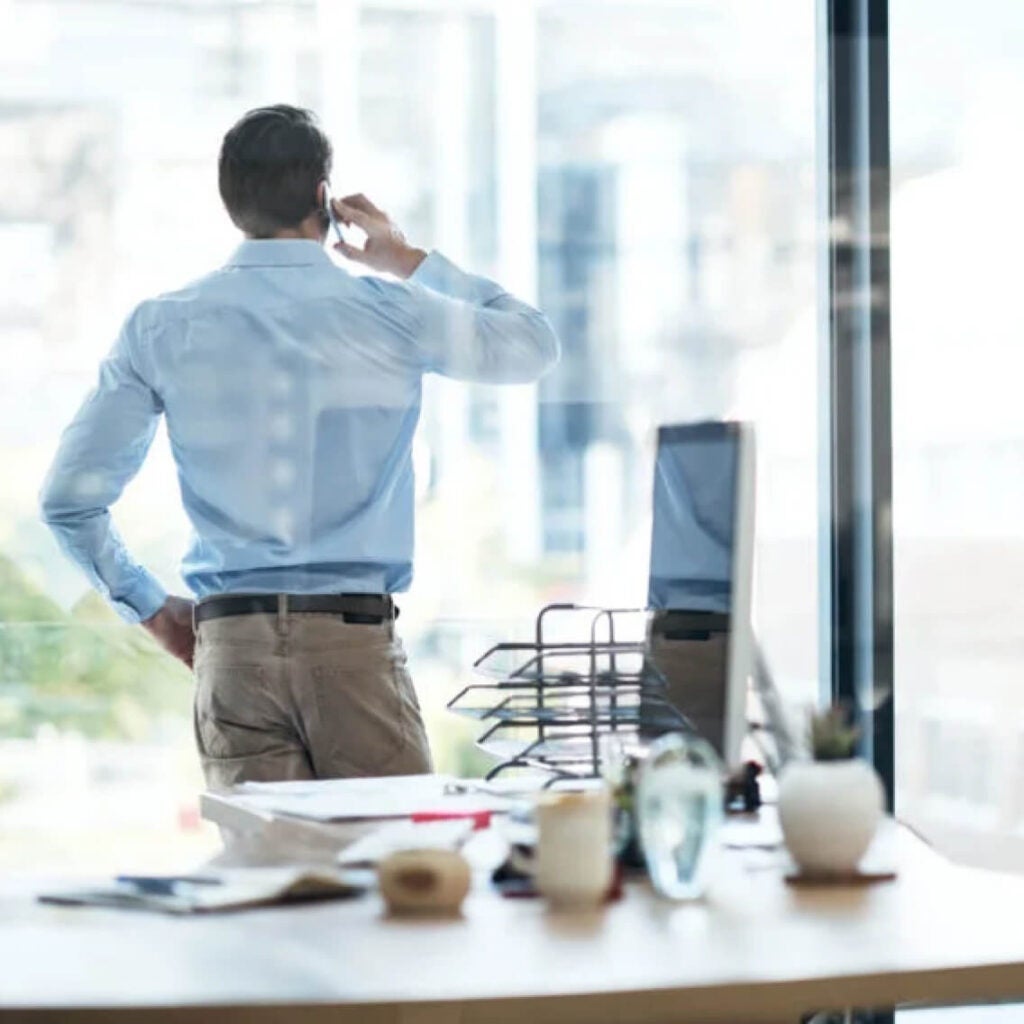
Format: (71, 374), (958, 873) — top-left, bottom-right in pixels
(644, 421), (755, 766)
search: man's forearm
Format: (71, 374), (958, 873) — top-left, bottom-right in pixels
(40, 505), (168, 624)
(411, 252), (561, 384)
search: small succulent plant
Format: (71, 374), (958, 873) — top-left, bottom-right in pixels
(808, 705), (860, 762)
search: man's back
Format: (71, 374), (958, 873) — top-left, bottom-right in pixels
(145, 239), (424, 598)
(42, 240), (557, 617)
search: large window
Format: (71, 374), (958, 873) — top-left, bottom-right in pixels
(0, 0), (817, 870)
(892, 0), (1024, 870)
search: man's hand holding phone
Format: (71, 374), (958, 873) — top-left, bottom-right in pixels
(330, 193), (427, 280)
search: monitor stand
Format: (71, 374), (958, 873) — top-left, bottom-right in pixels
(751, 642), (800, 774)
(642, 619), (799, 776)
(641, 609), (731, 760)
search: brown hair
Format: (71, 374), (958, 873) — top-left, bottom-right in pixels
(218, 105), (332, 237)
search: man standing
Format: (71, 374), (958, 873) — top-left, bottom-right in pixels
(40, 105), (559, 789)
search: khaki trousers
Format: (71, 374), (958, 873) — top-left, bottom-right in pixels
(192, 609), (433, 791)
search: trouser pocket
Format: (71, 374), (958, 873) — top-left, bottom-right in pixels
(193, 647), (291, 761)
(308, 641), (409, 776)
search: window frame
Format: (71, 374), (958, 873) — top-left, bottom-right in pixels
(821, 0), (895, 810)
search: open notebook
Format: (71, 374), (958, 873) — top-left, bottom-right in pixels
(38, 867), (364, 915)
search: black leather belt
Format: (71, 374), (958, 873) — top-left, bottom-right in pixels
(195, 593), (396, 626)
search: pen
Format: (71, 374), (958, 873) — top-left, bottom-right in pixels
(116, 875), (222, 895)
(411, 811), (493, 830)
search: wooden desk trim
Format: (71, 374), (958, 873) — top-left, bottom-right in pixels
(6, 963), (1024, 1024)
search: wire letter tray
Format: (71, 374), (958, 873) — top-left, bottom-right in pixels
(446, 603), (692, 781)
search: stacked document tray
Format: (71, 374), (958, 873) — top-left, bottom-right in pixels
(446, 603), (692, 781)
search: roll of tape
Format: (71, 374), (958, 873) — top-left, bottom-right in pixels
(378, 848), (472, 916)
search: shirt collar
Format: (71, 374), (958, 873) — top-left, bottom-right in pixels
(226, 239), (333, 268)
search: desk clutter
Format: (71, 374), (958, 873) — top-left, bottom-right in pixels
(36, 606), (891, 917)
(38, 753), (894, 920)
(35, 686), (894, 917)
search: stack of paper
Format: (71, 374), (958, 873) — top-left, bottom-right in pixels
(231, 774), (516, 823)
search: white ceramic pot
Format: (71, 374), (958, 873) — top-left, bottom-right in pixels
(777, 759), (884, 876)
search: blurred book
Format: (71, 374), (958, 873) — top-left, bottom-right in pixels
(37, 867), (364, 914)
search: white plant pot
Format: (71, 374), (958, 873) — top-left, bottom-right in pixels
(777, 759), (884, 876)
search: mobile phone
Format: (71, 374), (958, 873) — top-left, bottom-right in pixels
(322, 182), (346, 246)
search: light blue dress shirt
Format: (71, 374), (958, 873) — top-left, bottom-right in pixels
(40, 241), (559, 623)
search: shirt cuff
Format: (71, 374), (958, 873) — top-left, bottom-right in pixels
(110, 571), (168, 625)
(410, 250), (505, 305)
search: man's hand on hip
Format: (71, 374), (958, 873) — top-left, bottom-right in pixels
(331, 193), (427, 279)
(143, 595), (196, 669)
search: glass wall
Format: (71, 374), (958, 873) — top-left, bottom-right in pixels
(892, 0), (1024, 870)
(0, 0), (817, 869)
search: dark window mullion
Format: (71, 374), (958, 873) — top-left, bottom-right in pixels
(824, 0), (894, 810)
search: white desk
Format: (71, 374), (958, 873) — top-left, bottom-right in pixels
(3, 784), (1024, 1023)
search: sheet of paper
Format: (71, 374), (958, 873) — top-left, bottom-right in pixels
(338, 819), (475, 865)
(230, 774), (513, 822)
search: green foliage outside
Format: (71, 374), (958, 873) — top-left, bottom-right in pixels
(0, 555), (190, 741)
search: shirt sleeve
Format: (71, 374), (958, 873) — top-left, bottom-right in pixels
(39, 311), (168, 624)
(407, 251), (560, 383)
